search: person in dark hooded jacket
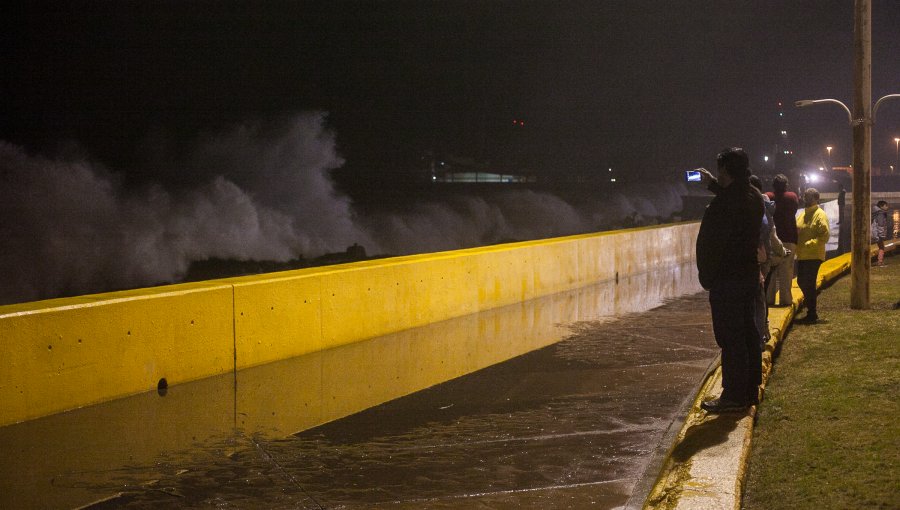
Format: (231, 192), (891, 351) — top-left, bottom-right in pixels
(695, 148), (764, 413)
(872, 200), (890, 266)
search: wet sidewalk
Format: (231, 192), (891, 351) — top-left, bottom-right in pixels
(213, 296), (716, 509)
(2, 265), (720, 509)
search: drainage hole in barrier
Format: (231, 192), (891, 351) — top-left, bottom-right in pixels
(157, 378), (168, 396)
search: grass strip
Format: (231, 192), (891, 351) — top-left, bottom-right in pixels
(742, 259), (900, 510)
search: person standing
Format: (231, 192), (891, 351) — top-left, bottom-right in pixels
(838, 186), (847, 224)
(696, 148), (764, 413)
(765, 174), (799, 306)
(837, 186), (848, 254)
(745, 176), (773, 347)
(872, 200), (890, 267)
(795, 188), (830, 324)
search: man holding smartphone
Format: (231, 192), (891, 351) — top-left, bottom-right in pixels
(694, 148), (765, 413)
(686, 169), (703, 182)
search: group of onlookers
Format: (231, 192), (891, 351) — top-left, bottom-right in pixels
(691, 147), (893, 413)
(693, 148), (891, 414)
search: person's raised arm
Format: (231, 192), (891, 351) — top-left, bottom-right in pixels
(697, 167), (723, 194)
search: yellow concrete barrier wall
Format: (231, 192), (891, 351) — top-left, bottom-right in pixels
(0, 283), (235, 426)
(230, 223), (699, 369)
(0, 222), (700, 426)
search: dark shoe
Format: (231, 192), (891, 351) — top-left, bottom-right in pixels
(795, 314), (819, 324)
(700, 398), (751, 413)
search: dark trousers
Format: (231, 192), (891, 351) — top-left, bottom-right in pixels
(709, 279), (762, 404)
(796, 259), (823, 317)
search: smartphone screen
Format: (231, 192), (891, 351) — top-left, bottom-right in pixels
(685, 170), (701, 182)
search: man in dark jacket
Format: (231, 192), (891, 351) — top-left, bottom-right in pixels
(696, 148), (764, 413)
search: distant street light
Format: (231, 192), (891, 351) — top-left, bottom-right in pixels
(894, 137), (899, 172)
(826, 145), (833, 170)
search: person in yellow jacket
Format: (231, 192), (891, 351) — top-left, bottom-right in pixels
(795, 188), (830, 323)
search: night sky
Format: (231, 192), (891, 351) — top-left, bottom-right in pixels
(2, 1), (900, 304)
(4, 1), (899, 181)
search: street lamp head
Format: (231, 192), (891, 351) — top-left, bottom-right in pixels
(795, 100), (815, 108)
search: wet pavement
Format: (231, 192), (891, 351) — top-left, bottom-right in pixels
(1, 264), (720, 509)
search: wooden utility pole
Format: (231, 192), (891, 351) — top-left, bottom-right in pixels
(850, 0), (871, 309)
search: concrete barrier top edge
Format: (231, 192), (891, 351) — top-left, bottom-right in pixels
(0, 280), (234, 318)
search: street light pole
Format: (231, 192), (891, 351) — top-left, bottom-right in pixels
(850, 0), (872, 309)
(795, 1), (899, 309)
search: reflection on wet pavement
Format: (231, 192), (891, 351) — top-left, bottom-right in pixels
(1, 263), (717, 509)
